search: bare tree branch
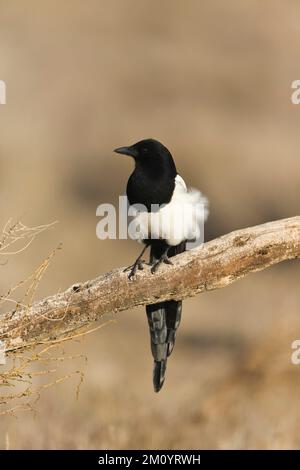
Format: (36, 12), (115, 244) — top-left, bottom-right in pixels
(1, 216), (299, 353)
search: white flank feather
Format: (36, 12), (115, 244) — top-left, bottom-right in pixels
(128, 175), (209, 246)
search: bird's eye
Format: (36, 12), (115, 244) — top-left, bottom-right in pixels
(142, 148), (148, 154)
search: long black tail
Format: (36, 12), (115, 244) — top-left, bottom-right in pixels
(146, 241), (186, 392)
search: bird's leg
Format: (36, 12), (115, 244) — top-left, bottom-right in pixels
(124, 244), (149, 279)
(151, 247), (173, 274)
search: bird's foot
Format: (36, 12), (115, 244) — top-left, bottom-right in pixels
(151, 254), (173, 274)
(124, 258), (146, 280)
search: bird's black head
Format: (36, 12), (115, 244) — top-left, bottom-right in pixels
(114, 138), (177, 176)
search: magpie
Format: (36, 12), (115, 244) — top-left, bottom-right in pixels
(114, 139), (208, 392)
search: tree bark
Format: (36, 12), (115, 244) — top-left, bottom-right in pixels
(1, 216), (299, 353)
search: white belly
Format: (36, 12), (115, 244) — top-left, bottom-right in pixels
(128, 175), (209, 246)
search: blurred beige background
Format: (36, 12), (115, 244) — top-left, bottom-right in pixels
(0, 0), (300, 449)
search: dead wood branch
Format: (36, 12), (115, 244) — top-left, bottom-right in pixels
(1, 216), (299, 353)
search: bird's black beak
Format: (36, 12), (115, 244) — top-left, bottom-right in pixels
(114, 146), (137, 158)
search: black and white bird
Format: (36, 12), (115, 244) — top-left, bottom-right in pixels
(114, 139), (208, 392)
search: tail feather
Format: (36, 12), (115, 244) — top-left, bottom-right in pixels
(146, 241), (185, 392)
(166, 300), (182, 357)
(146, 302), (168, 392)
(153, 360), (167, 393)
